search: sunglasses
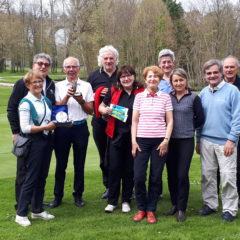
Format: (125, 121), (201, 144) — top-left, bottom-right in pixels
(35, 61), (51, 67)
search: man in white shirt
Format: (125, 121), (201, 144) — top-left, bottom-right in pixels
(48, 56), (94, 208)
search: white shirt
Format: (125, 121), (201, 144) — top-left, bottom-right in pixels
(55, 78), (94, 121)
(18, 92), (52, 134)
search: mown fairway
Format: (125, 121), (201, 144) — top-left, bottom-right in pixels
(1, 85), (240, 240)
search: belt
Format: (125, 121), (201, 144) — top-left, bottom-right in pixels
(73, 120), (87, 125)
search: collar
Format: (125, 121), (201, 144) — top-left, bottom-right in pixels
(142, 88), (161, 97)
(66, 78), (81, 86)
(99, 67), (118, 76)
(208, 80), (225, 93)
(27, 91), (44, 102)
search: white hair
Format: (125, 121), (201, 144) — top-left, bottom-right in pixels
(97, 45), (119, 68)
(222, 55), (240, 68)
(63, 56), (80, 67)
(158, 49), (175, 63)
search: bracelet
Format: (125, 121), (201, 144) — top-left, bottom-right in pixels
(164, 137), (169, 141)
(79, 99), (85, 105)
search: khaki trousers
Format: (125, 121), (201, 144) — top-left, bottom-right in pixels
(200, 139), (238, 216)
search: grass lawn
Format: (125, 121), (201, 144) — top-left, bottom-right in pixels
(1, 86), (240, 240)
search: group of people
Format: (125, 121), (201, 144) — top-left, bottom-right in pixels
(7, 45), (240, 227)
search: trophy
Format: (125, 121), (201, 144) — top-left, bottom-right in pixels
(71, 81), (81, 96)
(51, 105), (72, 126)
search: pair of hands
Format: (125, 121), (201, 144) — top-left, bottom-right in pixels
(67, 87), (83, 104)
(196, 140), (235, 157)
(132, 140), (169, 158)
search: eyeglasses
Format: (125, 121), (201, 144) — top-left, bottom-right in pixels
(31, 80), (44, 85)
(35, 61), (51, 67)
(64, 65), (80, 69)
(120, 74), (133, 79)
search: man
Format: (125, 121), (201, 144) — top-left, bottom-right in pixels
(48, 57), (94, 208)
(196, 59), (240, 222)
(87, 45), (118, 199)
(158, 48), (175, 93)
(222, 55), (240, 204)
(157, 48), (175, 200)
(7, 53), (55, 211)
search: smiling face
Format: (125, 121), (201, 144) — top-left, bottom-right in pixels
(63, 57), (80, 82)
(32, 57), (51, 79)
(101, 51), (117, 73)
(25, 71), (44, 98)
(171, 74), (187, 93)
(159, 56), (175, 76)
(119, 73), (135, 91)
(145, 70), (160, 91)
(223, 57), (239, 83)
(205, 64), (222, 88)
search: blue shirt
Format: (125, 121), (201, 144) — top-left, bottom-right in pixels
(158, 79), (172, 94)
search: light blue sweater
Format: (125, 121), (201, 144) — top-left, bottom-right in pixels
(197, 82), (240, 145)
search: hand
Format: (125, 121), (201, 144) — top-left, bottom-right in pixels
(100, 87), (108, 97)
(132, 142), (141, 157)
(73, 94), (84, 103)
(12, 133), (19, 143)
(67, 87), (74, 98)
(45, 121), (56, 131)
(195, 142), (201, 155)
(224, 140), (235, 157)
(157, 139), (168, 157)
(103, 106), (112, 115)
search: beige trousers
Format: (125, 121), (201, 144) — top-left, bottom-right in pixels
(200, 139), (238, 216)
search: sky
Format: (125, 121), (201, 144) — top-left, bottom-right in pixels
(176, 0), (239, 11)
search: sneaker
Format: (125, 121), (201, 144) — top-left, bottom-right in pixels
(105, 204), (117, 213)
(31, 211), (55, 220)
(221, 211), (234, 222)
(122, 202), (131, 213)
(198, 205), (216, 216)
(15, 215), (31, 227)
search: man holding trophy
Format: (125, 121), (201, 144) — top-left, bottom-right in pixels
(47, 56), (94, 208)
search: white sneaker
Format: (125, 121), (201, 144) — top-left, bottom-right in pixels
(15, 215), (31, 227)
(105, 204), (117, 213)
(31, 211), (55, 220)
(122, 202), (131, 213)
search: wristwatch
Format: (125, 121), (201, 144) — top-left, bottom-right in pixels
(79, 99), (85, 105)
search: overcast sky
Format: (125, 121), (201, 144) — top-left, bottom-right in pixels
(176, 0), (238, 11)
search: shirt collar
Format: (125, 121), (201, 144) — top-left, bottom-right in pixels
(208, 80), (225, 93)
(142, 88), (162, 97)
(27, 91), (44, 102)
(66, 78), (81, 86)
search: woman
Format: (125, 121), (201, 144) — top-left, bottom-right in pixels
(165, 68), (204, 222)
(15, 70), (56, 227)
(99, 65), (144, 213)
(132, 65), (173, 223)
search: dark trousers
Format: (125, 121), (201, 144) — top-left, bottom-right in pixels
(108, 133), (134, 205)
(134, 137), (166, 212)
(91, 117), (108, 188)
(17, 133), (52, 216)
(54, 123), (89, 200)
(166, 138), (194, 211)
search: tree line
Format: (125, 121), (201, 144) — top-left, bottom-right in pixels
(0, 0), (239, 88)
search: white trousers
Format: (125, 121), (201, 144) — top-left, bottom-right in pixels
(200, 139), (238, 216)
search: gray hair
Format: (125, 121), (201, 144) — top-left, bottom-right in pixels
(97, 45), (119, 68)
(203, 59), (223, 74)
(158, 49), (175, 63)
(170, 68), (188, 84)
(63, 56), (80, 67)
(222, 55), (240, 68)
(33, 53), (52, 65)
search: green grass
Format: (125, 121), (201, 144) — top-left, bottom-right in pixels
(1, 84), (240, 240)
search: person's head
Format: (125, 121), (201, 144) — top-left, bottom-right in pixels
(115, 65), (141, 90)
(203, 59), (223, 88)
(170, 68), (188, 93)
(222, 55), (240, 83)
(143, 65), (164, 91)
(158, 49), (175, 76)
(97, 45), (119, 73)
(32, 53), (52, 78)
(63, 57), (80, 82)
(24, 70), (44, 96)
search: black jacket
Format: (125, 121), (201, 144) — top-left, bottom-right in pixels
(7, 75), (55, 134)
